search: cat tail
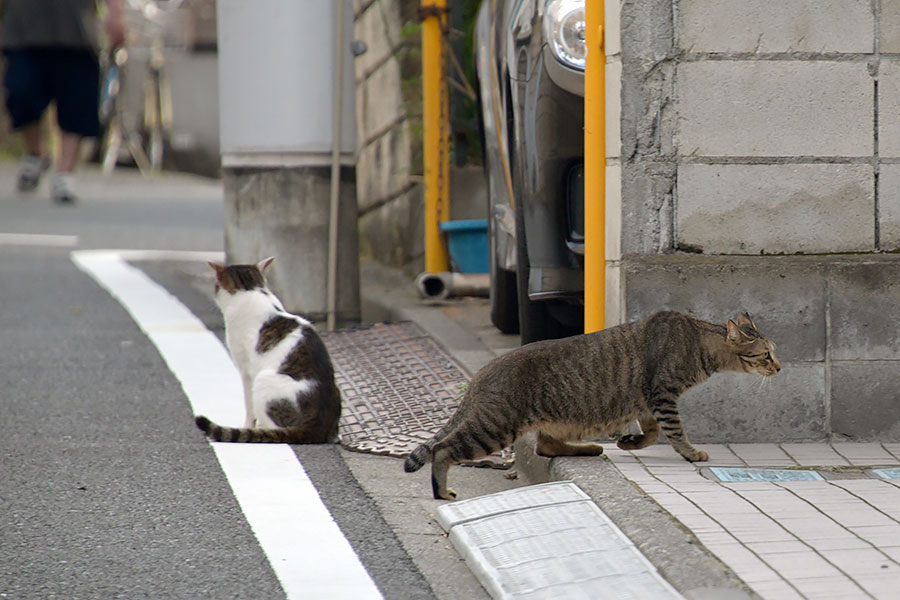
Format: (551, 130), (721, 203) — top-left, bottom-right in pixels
(403, 440), (435, 472)
(404, 414), (462, 472)
(194, 415), (330, 443)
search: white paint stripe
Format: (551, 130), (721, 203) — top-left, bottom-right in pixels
(0, 232), (79, 247)
(71, 249), (383, 600)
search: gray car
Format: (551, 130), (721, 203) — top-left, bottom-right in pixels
(475, 0), (586, 343)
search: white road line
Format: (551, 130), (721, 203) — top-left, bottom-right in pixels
(0, 232), (79, 247)
(71, 249), (383, 600)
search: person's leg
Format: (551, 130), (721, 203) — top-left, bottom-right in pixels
(50, 132), (82, 203)
(4, 49), (52, 192)
(50, 49), (101, 203)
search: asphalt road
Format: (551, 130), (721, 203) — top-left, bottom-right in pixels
(0, 166), (441, 599)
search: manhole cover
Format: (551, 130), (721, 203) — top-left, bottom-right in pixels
(322, 321), (469, 457)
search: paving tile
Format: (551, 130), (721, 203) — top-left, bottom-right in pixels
(851, 524), (900, 547)
(830, 480), (900, 520)
(819, 547), (899, 576)
(704, 541), (782, 582)
(746, 579), (804, 600)
(775, 516), (856, 542)
(729, 443), (799, 466)
(879, 546), (900, 562)
(780, 443), (852, 467)
(805, 535), (875, 552)
(884, 443), (900, 461)
(746, 540), (810, 556)
(721, 481), (782, 492)
(695, 444), (746, 466)
(631, 444), (684, 465)
(790, 575), (876, 600)
(831, 443), (899, 466)
(858, 573), (900, 600)
(766, 549), (846, 579)
(694, 529), (741, 547)
(648, 492), (706, 518)
(673, 513), (727, 535)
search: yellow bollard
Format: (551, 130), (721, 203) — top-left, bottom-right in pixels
(421, 0), (451, 273)
(584, 1), (606, 333)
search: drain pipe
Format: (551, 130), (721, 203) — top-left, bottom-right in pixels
(415, 271), (490, 300)
(326, 0), (345, 331)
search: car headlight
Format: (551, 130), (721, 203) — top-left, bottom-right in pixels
(543, 0), (586, 70)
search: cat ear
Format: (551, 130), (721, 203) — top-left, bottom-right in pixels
(257, 256), (275, 275)
(737, 312), (757, 331)
(726, 320), (748, 345)
(208, 261), (225, 276)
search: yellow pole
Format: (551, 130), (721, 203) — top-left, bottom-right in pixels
(584, 1), (606, 333)
(421, 0), (451, 273)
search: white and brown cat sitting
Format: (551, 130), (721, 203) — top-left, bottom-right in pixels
(195, 257), (341, 443)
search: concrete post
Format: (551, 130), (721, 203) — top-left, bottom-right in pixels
(216, 0), (359, 325)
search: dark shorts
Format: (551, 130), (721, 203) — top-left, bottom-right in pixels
(3, 47), (101, 137)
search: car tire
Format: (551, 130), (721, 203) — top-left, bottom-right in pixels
(489, 216), (520, 334)
(515, 203), (571, 344)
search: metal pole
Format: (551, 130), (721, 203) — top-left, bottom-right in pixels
(327, 0), (345, 331)
(584, 1), (606, 333)
(421, 0), (451, 273)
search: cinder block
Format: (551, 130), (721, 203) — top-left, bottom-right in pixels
(676, 164), (874, 254)
(679, 0), (873, 54)
(831, 362), (900, 441)
(829, 259), (900, 360)
(878, 164), (900, 250)
(677, 61), (873, 157)
(679, 363), (826, 443)
(353, 1), (397, 78)
(881, 2), (900, 53)
(622, 255), (826, 362)
(360, 59), (405, 142)
(877, 60), (900, 157)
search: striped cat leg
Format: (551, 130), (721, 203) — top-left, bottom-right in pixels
(535, 431), (604, 457)
(616, 414), (661, 450)
(430, 442), (458, 500)
(648, 391), (708, 462)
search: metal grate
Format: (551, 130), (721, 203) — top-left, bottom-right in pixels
(322, 321), (469, 457)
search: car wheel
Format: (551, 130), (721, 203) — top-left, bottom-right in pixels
(515, 204), (572, 344)
(489, 215), (520, 334)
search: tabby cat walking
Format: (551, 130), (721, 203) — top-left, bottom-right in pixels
(405, 311), (780, 500)
(195, 257), (341, 443)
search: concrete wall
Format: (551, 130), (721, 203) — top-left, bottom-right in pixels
(618, 0), (900, 442)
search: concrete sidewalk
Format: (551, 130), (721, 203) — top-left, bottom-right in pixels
(362, 262), (900, 600)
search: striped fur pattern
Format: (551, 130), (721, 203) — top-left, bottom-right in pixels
(404, 311), (780, 500)
(194, 257), (341, 444)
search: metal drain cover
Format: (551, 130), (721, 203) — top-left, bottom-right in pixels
(709, 467), (824, 482)
(322, 321), (468, 457)
(436, 482), (683, 600)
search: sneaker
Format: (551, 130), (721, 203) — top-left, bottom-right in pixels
(51, 173), (77, 204)
(17, 154), (51, 192)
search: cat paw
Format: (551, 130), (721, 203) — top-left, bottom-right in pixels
(616, 434), (645, 451)
(434, 488), (457, 501)
(683, 449), (709, 462)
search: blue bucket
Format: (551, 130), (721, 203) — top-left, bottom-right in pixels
(440, 218), (489, 273)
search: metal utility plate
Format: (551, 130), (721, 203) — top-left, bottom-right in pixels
(322, 321), (468, 457)
(709, 467), (824, 482)
(871, 467), (900, 480)
(436, 482), (683, 600)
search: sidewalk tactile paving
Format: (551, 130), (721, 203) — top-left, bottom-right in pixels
(322, 321), (468, 457)
(435, 482), (684, 600)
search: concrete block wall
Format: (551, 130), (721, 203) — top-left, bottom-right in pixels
(353, 0), (425, 270)
(619, 0), (900, 441)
